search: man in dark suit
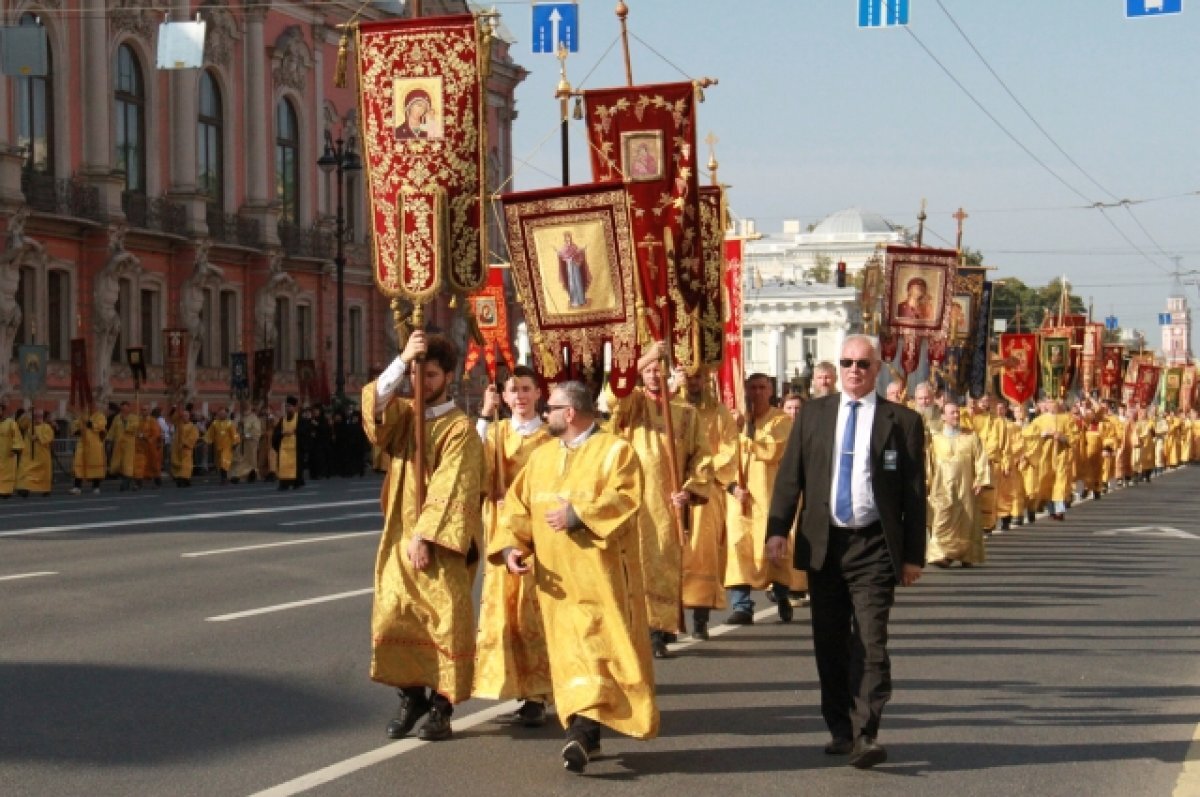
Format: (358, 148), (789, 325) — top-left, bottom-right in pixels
(766, 334), (926, 769)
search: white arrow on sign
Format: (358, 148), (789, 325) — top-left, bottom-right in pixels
(549, 8), (562, 50)
(1095, 526), (1199, 540)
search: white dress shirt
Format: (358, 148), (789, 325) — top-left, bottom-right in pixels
(829, 391), (880, 528)
(476, 414), (544, 442)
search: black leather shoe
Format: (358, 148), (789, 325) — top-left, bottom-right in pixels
(417, 707), (453, 741)
(777, 598), (793, 623)
(849, 735), (887, 769)
(386, 694), (430, 739)
(692, 621), (709, 641)
(561, 739), (589, 773)
(652, 638), (674, 659)
(725, 611), (754, 625)
(824, 737), (854, 755)
(518, 700), (547, 727)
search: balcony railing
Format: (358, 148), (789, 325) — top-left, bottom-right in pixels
(20, 171), (104, 223)
(122, 191), (188, 236)
(206, 205), (262, 248)
(278, 221), (334, 260)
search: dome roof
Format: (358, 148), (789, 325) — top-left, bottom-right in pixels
(810, 207), (895, 237)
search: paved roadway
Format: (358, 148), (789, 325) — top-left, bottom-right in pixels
(3, 467), (1200, 797)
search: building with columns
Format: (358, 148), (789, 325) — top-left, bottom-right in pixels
(1162, 293), (1192, 366)
(743, 207), (911, 284)
(0, 0), (525, 413)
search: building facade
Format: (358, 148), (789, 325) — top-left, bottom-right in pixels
(743, 207), (910, 284)
(0, 0), (525, 414)
(1162, 294), (1192, 366)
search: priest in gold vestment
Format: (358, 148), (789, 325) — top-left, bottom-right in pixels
(0, 402), (27, 498)
(272, 396), (306, 489)
(71, 408), (108, 494)
(108, 402), (137, 490)
(15, 408), (54, 497)
(362, 332), (484, 743)
(203, 407), (240, 485)
(473, 366), (553, 728)
(170, 409), (200, 487)
(495, 381), (658, 774)
(927, 403), (991, 567)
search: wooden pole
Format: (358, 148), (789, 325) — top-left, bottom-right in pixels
(392, 299), (426, 509)
(655, 315), (687, 546)
(616, 1), (633, 86)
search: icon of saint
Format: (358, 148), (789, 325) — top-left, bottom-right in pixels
(556, 231), (591, 309)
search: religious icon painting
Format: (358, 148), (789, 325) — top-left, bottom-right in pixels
(474, 296), (499, 329)
(621, 130), (665, 183)
(882, 245), (957, 335)
(392, 76), (444, 141)
(949, 294), (972, 342)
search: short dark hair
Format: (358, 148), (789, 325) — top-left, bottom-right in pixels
(747, 372), (772, 386)
(425, 334), (459, 374)
(508, 365), (539, 384)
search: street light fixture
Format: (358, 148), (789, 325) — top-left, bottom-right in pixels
(317, 128), (361, 406)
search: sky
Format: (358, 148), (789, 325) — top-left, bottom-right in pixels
(499, 0), (1200, 352)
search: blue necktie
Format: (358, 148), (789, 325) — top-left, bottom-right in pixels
(836, 401), (861, 525)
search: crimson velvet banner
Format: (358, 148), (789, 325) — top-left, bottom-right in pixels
(999, 333), (1039, 406)
(717, 237), (745, 414)
(463, 267), (517, 382)
(696, 185), (725, 367)
(881, 245), (958, 375)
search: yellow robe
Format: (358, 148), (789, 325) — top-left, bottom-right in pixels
(724, 407), (804, 590)
(473, 418), (553, 702)
(973, 414), (1009, 530)
(1027, 412), (1075, 502)
(204, 419), (240, 472)
(683, 398), (738, 610)
(996, 420), (1027, 519)
(108, 414), (137, 478)
(362, 383), (484, 704)
(171, 420), (200, 479)
(1, 416), (27, 495)
(606, 387), (704, 634)
(1082, 425), (1104, 492)
(16, 422), (54, 494)
(492, 429), (659, 740)
(232, 413), (263, 480)
(277, 413), (300, 480)
(1132, 418), (1154, 474)
(73, 412), (108, 481)
(1191, 420), (1200, 463)
(927, 430), (990, 565)
(134, 416), (162, 481)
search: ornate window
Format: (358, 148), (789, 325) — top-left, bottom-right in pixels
(275, 98), (299, 223)
(198, 71), (223, 207)
(15, 14), (53, 175)
(115, 44), (146, 194)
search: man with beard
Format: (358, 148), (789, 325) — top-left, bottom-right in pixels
(811, 361), (838, 398)
(926, 403), (990, 567)
(495, 381), (658, 773)
(272, 396), (308, 490)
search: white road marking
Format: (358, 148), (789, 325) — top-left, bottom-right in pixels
(246, 606), (778, 795)
(0, 505), (117, 519)
(0, 571), (58, 582)
(182, 531), (378, 558)
(206, 588), (373, 622)
(165, 494), (281, 507)
(0, 499), (375, 538)
(1176, 714), (1200, 796)
(279, 512), (380, 527)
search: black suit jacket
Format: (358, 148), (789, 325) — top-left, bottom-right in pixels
(766, 393), (926, 581)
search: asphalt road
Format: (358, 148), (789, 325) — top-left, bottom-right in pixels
(3, 468), (1199, 797)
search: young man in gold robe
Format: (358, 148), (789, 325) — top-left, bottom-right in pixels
(134, 408), (163, 488)
(724, 373), (801, 624)
(204, 407), (240, 485)
(16, 408), (54, 497)
(70, 406), (108, 494)
(0, 402), (26, 498)
(927, 403), (991, 567)
(473, 366), (553, 727)
(495, 380), (658, 774)
(970, 395), (1009, 533)
(994, 399), (1027, 530)
(604, 340), (705, 658)
(231, 402), (262, 484)
(1026, 398), (1076, 520)
(108, 402), (137, 490)
(362, 331), (484, 743)
(272, 397), (306, 489)
(170, 408), (200, 487)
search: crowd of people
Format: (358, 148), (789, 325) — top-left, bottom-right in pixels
(0, 397), (374, 498)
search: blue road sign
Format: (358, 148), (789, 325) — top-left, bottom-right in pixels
(532, 2), (578, 54)
(1159, 312), (1173, 325)
(859, 0), (910, 28)
(1105, 315), (1119, 331)
(1127, 0), (1183, 18)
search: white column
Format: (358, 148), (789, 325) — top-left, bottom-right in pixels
(81, 0), (123, 215)
(243, 10), (277, 244)
(769, 325), (785, 395)
(169, 0), (203, 231)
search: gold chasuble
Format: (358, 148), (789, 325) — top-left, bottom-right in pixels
(171, 418), (200, 480)
(16, 421), (54, 494)
(134, 415), (162, 481)
(473, 418), (553, 702)
(605, 387), (704, 634)
(683, 398), (738, 610)
(277, 413), (300, 480)
(72, 411), (108, 481)
(926, 430), (991, 565)
(109, 414), (137, 478)
(204, 419), (240, 472)
(492, 429), (659, 740)
(724, 407), (804, 590)
(362, 383), (484, 704)
(0, 417), (25, 495)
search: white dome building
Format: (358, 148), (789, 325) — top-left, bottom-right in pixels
(742, 207), (911, 284)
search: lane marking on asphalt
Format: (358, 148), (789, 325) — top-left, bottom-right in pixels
(165, 494), (283, 507)
(206, 588), (373, 622)
(247, 606), (780, 795)
(1175, 716), (1200, 797)
(0, 499), (376, 538)
(183, 531), (378, 558)
(0, 571), (59, 582)
(0, 504), (117, 519)
(279, 513), (380, 527)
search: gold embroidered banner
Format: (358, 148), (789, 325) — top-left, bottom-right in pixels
(717, 237), (745, 413)
(463, 267), (516, 381)
(163, 328), (189, 391)
(881, 245), (958, 374)
(696, 185), (725, 367)
(356, 14), (489, 300)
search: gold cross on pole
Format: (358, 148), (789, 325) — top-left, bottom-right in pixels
(705, 131), (719, 186)
(637, 234), (664, 280)
(953, 206), (969, 251)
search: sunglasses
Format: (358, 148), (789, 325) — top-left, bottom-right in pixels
(839, 358), (873, 370)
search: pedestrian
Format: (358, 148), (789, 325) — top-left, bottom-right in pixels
(0, 401), (25, 498)
(926, 402), (989, 568)
(16, 408), (53, 497)
(272, 397), (306, 490)
(70, 406), (108, 494)
(766, 334), (926, 769)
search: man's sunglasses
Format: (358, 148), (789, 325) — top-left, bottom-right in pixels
(839, 358), (873, 370)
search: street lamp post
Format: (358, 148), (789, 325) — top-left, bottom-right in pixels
(317, 129), (361, 406)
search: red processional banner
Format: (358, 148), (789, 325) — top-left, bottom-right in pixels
(463, 267), (517, 382)
(1180, 365), (1196, 413)
(69, 338), (92, 409)
(356, 15), (489, 299)
(717, 237), (745, 413)
(500, 182), (641, 396)
(583, 82), (704, 368)
(1100, 344), (1124, 401)
(998, 333), (1039, 406)
(1133, 363), (1161, 408)
(696, 185), (726, 367)
(252, 349), (274, 404)
(1081, 323), (1104, 395)
(881, 245), (958, 374)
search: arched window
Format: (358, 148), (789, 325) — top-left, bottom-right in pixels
(114, 44), (146, 194)
(15, 14), (53, 175)
(198, 71), (223, 207)
(275, 98), (299, 223)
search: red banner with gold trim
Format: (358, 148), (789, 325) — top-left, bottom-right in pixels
(463, 267), (516, 381)
(696, 185), (725, 367)
(1100, 344), (1124, 400)
(1133, 363), (1160, 407)
(69, 338), (92, 409)
(583, 82), (704, 368)
(356, 14), (488, 299)
(882, 245), (958, 375)
(1181, 364), (1196, 413)
(717, 237), (744, 413)
(999, 333), (1038, 406)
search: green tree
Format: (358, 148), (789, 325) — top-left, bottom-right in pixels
(991, 276), (1086, 333)
(808, 253), (832, 284)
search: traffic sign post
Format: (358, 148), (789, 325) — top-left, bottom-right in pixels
(858, 0), (910, 28)
(1126, 0), (1183, 18)
(532, 2), (579, 54)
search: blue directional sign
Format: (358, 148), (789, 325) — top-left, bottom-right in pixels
(1159, 312), (1173, 325)
(1127, 0), (1183, 18)
(859, 0), (910, 28)
(532, 2), (578, 54)
(1105, 315), (1119, 331)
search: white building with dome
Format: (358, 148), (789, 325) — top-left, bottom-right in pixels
(742, 207), (912, 282)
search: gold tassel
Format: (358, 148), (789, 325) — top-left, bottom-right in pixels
(334, 29), (350, 88)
